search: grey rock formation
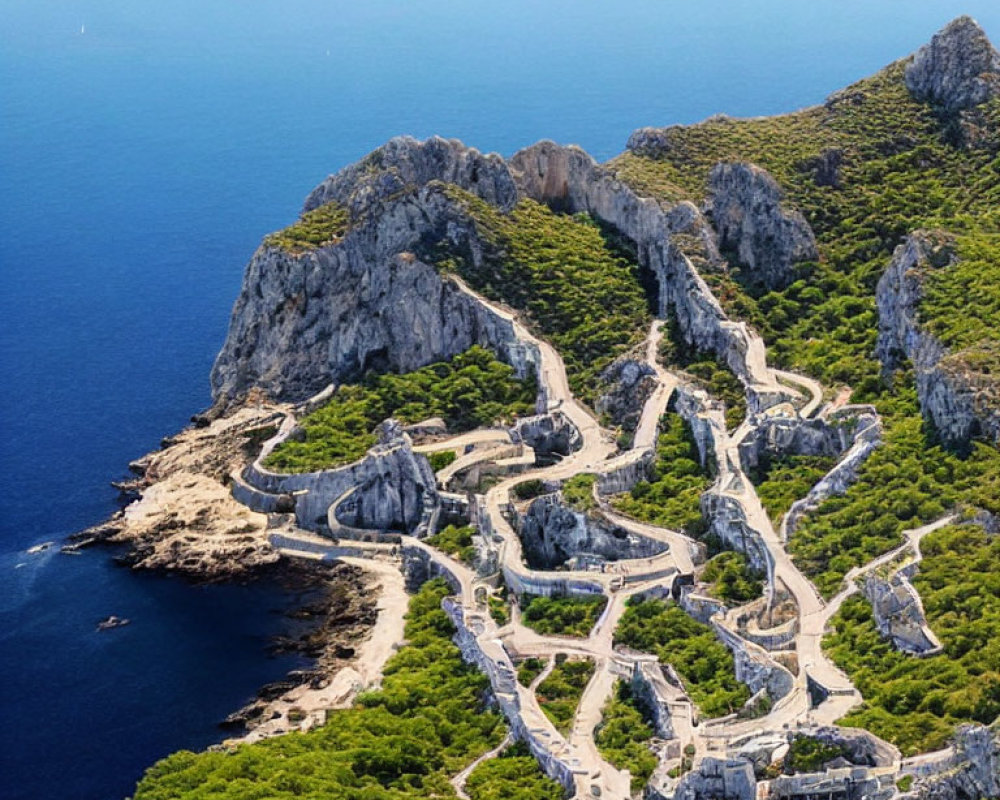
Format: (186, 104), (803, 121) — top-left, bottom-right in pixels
(509, 411), (582, 459)
(876, 230), (1000, 448)
(914, 725), (1000, 800)
(707, 162), (818, 291)
(862, 565), (943, 656)
(240, 418), (437, 534)
(211, 183), (538, 404)
(303, 135), (517, 216)
(517, 493), (665, 569)
(658, 757), (756, 800)
(905, 16), (1000, 113)
(596, 355), (657, 430)
(510, 141), (792, 412)
(737, 408), (861, 475)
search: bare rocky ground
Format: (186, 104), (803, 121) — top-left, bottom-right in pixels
(71, 392), (286, 579)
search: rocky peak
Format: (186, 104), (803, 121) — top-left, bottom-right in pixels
(706, 162), (818, 290)
(303, 135), (517, 218)
(905, 16), (1000, 112)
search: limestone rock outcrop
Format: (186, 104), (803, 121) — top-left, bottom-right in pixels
(914, 725), (1000, 800)
(239, 416), (437, 535)
(905, 16), (1000, 113)
(862, 567), (943, 656)
(211, 182), (536, 405)
(81, 402), (285, 577)
(304, 135), (517, 216)
(707, 162), (818, 291)
(596, 355), (657, 430)
(510, 141), (791, 411)
(876, 230), (1000, 448)
(517, 493), (665, 569)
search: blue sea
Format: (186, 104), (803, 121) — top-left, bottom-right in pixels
(2, 2), (998, 798)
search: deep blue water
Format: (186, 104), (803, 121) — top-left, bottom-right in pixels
(2, 2), (998, 798)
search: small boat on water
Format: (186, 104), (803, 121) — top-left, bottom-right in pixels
(97, 615), (130, 632)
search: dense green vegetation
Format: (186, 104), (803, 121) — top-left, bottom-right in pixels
(615, 598), (750, 718)
(520, 593), (608, 638)
(658, 320), (748, 431)
(921, 233), (1000, 397)
(825, 524), (1000, 754)
(535, 655), (596, 733)
(516, 657), (548, 687)
(611, 413), (712, 536)
(464, 742), (563, 800)
(561, 473), (597, 512)
(701, 552), (764, 604)
(748, 453), (837, 523)
(426, 524), (477, 565)
(594, 681), (658, 791)
(513, 479), (546, 501)
(264, 346), (536, 472)
(428, 450), (457, 472)
(783, 736), (851, 774)
(610, 61), (1000, 596)
(265, 201), (351, 253)
(133, 580), (507, 800)
(789, 381), (1000, 597)
(436, 191), (652, 404)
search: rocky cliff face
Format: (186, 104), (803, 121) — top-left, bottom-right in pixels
(707, 162), (818, 291)
(211, 180), (534, 405)
(510, 141), (793, 410)
(915, 725), (1000, 800)
(905, 16), (1000, 113)
(876, 230), (1000, 448)
(596, 355), (657, 431)
(517, 493), (665, 569)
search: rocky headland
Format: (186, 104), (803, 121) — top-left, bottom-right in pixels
(86, 15), (1000, 800)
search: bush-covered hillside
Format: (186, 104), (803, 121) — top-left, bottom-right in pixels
(611, 413), (712, 536)
(612, 60), (1000, 593)
(133, 580), (518, 800)
(435, 191), (652, 405)
(615, 598), (749, 718)
(264, 346), (536, 472)
(824, 525), (1000, 755)
(265, 201), (351, 253)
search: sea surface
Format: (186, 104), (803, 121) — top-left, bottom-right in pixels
(2, 2), (998, 798)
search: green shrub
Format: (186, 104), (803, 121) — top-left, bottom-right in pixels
(435, 192), (652, 405)
(561, 473), (596, 512)
(427, 450), (457, 472)
(748, 453), (836, 524)
(824, 525), (1000, 755)
(464, 742), (563, 800)
(536, 655), (596, 733)
(784, 735), (851, 774)
(611, 413), (712, 536)
(520, 593), (608, 638)
(513, 479), (546, 501)
(594, 681), (658, 791)
(264, 201), (351, 253)
(701, 552), (764, 604)
(426, 524), (477, 565)
(516, 657), (547, 687)
(614, 598), (750, 718)
(264, 346), (536, 473)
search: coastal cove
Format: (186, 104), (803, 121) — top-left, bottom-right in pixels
(4, 3), (1000, 800)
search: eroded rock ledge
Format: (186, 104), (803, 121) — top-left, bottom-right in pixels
(876, 230), (1000, 448)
